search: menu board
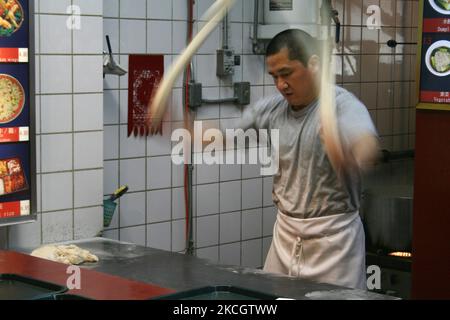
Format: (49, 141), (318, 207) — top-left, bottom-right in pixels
(0, 0), (35, 225)
(418, 0), (450, 109)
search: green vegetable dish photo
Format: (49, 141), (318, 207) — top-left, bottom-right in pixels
(430, 47), (450, 73)
(435, 0), (450, 11)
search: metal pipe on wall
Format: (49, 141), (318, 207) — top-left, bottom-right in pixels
(183, 0), (195, 255)
(222, 11), (229, 49)
(252, 0), (261, 54)
(202, 97), (237, 104)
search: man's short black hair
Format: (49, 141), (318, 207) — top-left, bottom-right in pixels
(266, 29), (319, 66)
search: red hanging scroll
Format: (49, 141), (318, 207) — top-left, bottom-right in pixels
(128, 54), (164, 136)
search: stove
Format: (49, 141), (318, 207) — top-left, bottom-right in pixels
(362, 155), (414, 299)
(366, 250), (412, 299)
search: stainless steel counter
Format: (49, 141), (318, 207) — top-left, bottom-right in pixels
(21, 238), (398, 300)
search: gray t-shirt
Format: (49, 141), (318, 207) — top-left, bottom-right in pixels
(237, 86), (378, 219)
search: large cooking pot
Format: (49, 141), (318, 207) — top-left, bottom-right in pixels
(360, 185), (413, 253)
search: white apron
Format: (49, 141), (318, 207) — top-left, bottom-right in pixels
(263, 210), (366, 290)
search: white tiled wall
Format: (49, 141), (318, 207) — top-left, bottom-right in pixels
(338, 0), (418, 151)
(102, 0), (418, 269)
(3, 0), (104, 249)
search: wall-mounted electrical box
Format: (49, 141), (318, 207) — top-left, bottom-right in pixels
(251, 0), (321, 46)
(188, 82), (203, 109)
(234, 82), (250, 105)
(250, 0), (341, 53)
(216, 49), (240, 77)
(0, 0), (37, 227)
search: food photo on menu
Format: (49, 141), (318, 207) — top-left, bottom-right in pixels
(426, 40), (450, 76)
(0, 0), (28, 53)
(0, 0), (24, 37)
(0, 157), (27, 196)
(0, 143), (29, 203)
(0, 72), (25, 123)
(430, 0), (450, 13)
(0, 63), (28, 129)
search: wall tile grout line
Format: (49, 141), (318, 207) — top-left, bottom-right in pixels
(38, 13), (102, 17)
(169, 0), (174, 253)
(40, 205), (103, 215)
(71, 0), (75, 241)
(38, 0), (43, 246)
(144, 0), (149, 249)
(117, 0), (122, 241)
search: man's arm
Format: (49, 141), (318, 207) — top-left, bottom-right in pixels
(349, 133), (381, 172)
(334, 91), (381, 174)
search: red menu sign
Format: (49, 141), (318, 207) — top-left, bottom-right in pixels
(0, 48), (28, 62)
(0, 0), (35, 224)
(0, 200), (29, 218)
(0, 127), (29, 143)
(418, 0), (450, 108)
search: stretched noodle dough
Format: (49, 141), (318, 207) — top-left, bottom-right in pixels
(148, 0), (236, 129)
(31, 244), (99, 265)
(319, 39), (345, 175)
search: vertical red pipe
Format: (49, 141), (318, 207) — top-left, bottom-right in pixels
(184, 0), (194, 242)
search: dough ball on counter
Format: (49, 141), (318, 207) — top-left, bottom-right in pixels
(31, 244), (99, 265)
